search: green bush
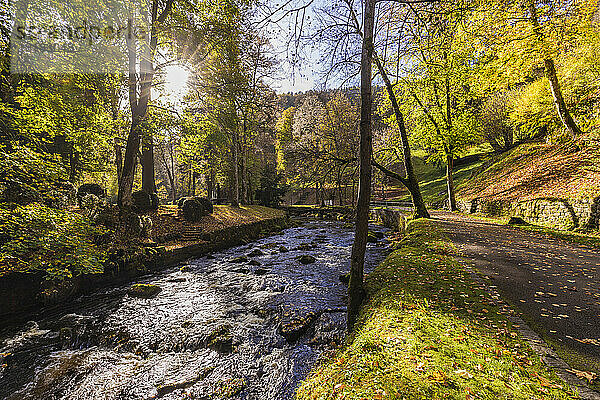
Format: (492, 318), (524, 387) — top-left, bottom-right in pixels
(0, 203), (107, 280)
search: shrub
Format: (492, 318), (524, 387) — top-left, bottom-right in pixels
(181, 198), (205, 222)
(132, 190), (152, 213)
(77, 183), (106, 206)
(0, 203), (107, 280)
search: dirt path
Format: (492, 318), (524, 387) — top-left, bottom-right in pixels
(433, 211), (600, 376)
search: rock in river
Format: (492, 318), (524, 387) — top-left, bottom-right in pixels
(229, 255), (249, 263)
(297, 255), (316, 264)
(247, 249), (265, 257)
(278, 312), (318, 342)
(127, 284), (162, 299)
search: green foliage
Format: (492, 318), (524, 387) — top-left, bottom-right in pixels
(275, 106), (294, 175)
(0, 144), (67, 200)
(0, 203), (107, 280)
(255, 165), (287, 207)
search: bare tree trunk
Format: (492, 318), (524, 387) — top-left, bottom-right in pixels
(446, 154), (457, 211)
(348, 0), (375, 332)
(527, 1), (582, 138)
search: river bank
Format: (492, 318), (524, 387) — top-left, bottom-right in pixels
(296, 219), (584, 399)
(0, 205), (288, 321)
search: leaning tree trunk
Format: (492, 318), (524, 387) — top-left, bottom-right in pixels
(544, 58), (581, 138)
(527, 1), (582, 138)
(446, 154), (457, 211)
(372, 55), (429, 219)
(348, 0), (376, 332)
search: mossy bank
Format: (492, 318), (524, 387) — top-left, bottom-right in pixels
(296, 219), (579, 399)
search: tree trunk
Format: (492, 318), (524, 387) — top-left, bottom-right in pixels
(527, 1), (582, 138)
(141, 131), (156, 194)
(348, 0), (375, 332)
(544, 58), (581, 138)
(118, 118), (141, 207)
(232, 130), (240, 207)
(372, 55), (429, 219)
(446, 154), (457, 211)
(117, 0), (173, 208)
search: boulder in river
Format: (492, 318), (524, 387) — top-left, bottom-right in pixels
(248, 259), (261, 266)
(247, 249), (264, 257)
(278, 312), (318, 342)
(297, 255), (316, 265)
(278, 245), (289, 253)
(229, 255), (249, 263)
(127, 283), (162, 299)
(295, 243), (313, 251)
(254, 267), (269, 275)
(206, 324), (234, 353)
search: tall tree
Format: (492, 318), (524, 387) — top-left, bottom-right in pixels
(348, 0), (375, 331)
(118, 0), (175, 207)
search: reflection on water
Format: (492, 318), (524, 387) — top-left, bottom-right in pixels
(0, 220), (389, 400)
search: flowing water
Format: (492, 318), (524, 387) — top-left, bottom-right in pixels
(0, 220), (390, 400)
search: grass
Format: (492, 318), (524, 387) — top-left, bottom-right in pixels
(388, 156), (484, 205)
(296, 219), (579, 400)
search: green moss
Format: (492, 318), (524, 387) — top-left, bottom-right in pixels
(296, 219), (578, 399)
(127, 283), (162, 299)
(213, 377), (247, 398)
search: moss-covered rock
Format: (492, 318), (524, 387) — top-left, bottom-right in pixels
(206, 324), (234, 353)
(181, 198), (205, 222)
(247, 248), (264, 257)
(229, 255), (249, 263)
(127, 283), (161, 299)
(297, 255), (316, 264)
(278, 312), (318, 342)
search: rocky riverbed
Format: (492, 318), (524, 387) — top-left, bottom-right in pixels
(0, 220), (390, 400)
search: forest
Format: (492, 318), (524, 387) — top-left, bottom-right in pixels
(1, 0), (600, 398)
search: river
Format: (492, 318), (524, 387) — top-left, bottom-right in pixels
(0, 220), (390, 400)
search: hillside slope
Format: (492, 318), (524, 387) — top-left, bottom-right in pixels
(457, 142), (600, 202)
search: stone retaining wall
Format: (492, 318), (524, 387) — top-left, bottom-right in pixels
(370, 208), (408, 232)
(457, 196), (600, 231)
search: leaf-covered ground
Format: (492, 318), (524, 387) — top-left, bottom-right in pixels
(296, 219), (579, 399)
(457, 142), (600, 202)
